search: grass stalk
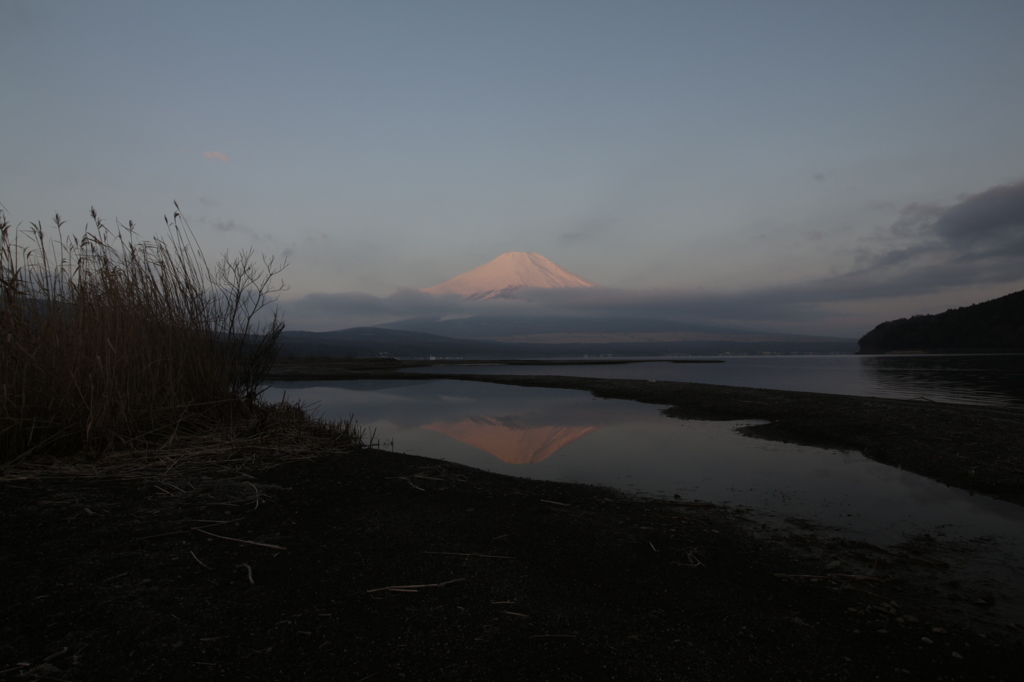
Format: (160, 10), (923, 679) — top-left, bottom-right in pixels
(0, 204), (325, 461)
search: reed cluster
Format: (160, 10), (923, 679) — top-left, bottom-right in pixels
(0, 204), (288, 461)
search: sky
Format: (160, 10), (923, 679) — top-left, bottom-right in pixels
(3, 0), (1024, 338)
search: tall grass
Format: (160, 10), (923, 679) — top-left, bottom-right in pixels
(0, 204), (287, 461)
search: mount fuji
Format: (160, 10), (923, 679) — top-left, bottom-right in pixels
(421, 252), (597, 300)
(277, 252), (858, 358)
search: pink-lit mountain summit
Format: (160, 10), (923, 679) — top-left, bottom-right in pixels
(421, 252), (597, 301)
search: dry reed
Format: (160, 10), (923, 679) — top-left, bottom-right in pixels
(0, 204), (297, 462)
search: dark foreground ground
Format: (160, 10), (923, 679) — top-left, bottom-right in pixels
(3, 366), (1023, 680)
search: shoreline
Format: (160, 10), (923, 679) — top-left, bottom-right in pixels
(4, 364), (1022, 679)
(267, 360), (1024, 508)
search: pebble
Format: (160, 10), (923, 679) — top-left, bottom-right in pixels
(951, 652), (963, 659)
(932, 627), (947, 634)
(921, 637), (934, 645)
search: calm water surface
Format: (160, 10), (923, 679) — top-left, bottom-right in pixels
(408, 354), (1024, 407)
(264, 379), (1024, 553)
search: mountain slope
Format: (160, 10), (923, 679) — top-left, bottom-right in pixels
(278, 327), (857, 359)
(858, 289), (1024, 353)
(379, 315), (845, 343)
(421, 252), (597, 300)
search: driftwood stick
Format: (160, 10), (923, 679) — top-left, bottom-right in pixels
(423, 551), (513, 560)
(529, 634), (577, 639)
(829, 573), (891, 583)
(135, 518), (242, 541)
(540, 499), (570, 507)
(774, 573), (889, 583)
(366, 577), (465, 594)
(190, 551), (212, 570)
(237, 563), (255, 584)
(193, 527), (286, 550)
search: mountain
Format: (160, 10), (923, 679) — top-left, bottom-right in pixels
(421, 252), (597, 300)
(858, 289), (1024, 353)
(379, 315), (843, 344)
(277, 326), (858, 359)
(277, 327), (509, 359)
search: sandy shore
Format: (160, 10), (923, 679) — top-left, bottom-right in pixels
(3, 363), (1022, 680)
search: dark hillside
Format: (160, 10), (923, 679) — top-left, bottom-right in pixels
(858, 288), (1024, 353)
(279, 327), (856, 359)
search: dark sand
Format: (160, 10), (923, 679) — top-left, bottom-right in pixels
(2, 361), (1022, 680)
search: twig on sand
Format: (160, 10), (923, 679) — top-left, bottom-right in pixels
(193, 527), (286, 550)
(386, 476), (425, 491)
(366, 577), (465, 594)
(135, 517), (243, 541)
(423, 551), (513, 560)
(237, 563), (255, 584)
(190, 551), (211, 570)
(503, 611), (529, 618)
(774, 573), (889, 583)
(529, 634), (577, 639)
(540, 499), (570, 506)
(829, 573), (891, 582)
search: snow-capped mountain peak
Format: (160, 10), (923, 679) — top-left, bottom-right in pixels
(421, 252), (597, 300)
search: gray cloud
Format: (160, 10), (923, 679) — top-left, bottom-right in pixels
(281, 179), (1024, 335)
(559, 216), (613, 244)
(860, 179), (1024, 275)
(280, 283), (842, 334)
(213, 219), (280, 245)
(214, 219), (257, 236)
(282, 288), (532, 330)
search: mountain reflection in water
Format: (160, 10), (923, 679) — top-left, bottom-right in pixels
(266, 378), (1024, 626)
(422, 416), (598, 464)
(263, 379), (1024, 552)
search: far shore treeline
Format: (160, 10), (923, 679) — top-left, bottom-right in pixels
(858, 289), (1024, 354)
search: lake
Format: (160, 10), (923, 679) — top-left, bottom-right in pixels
(408, 354), (1024, 407)
(263, 379), (1024, 553)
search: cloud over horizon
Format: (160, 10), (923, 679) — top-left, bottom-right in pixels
(203, 151), (230, 162)
(281, 179), (1024, 337)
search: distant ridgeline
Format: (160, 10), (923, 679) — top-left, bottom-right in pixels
(858, 289), (1024, 353)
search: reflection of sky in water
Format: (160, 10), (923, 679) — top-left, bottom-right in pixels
(265, 379), (1024, 553)
(407, 354), (1024, 407)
